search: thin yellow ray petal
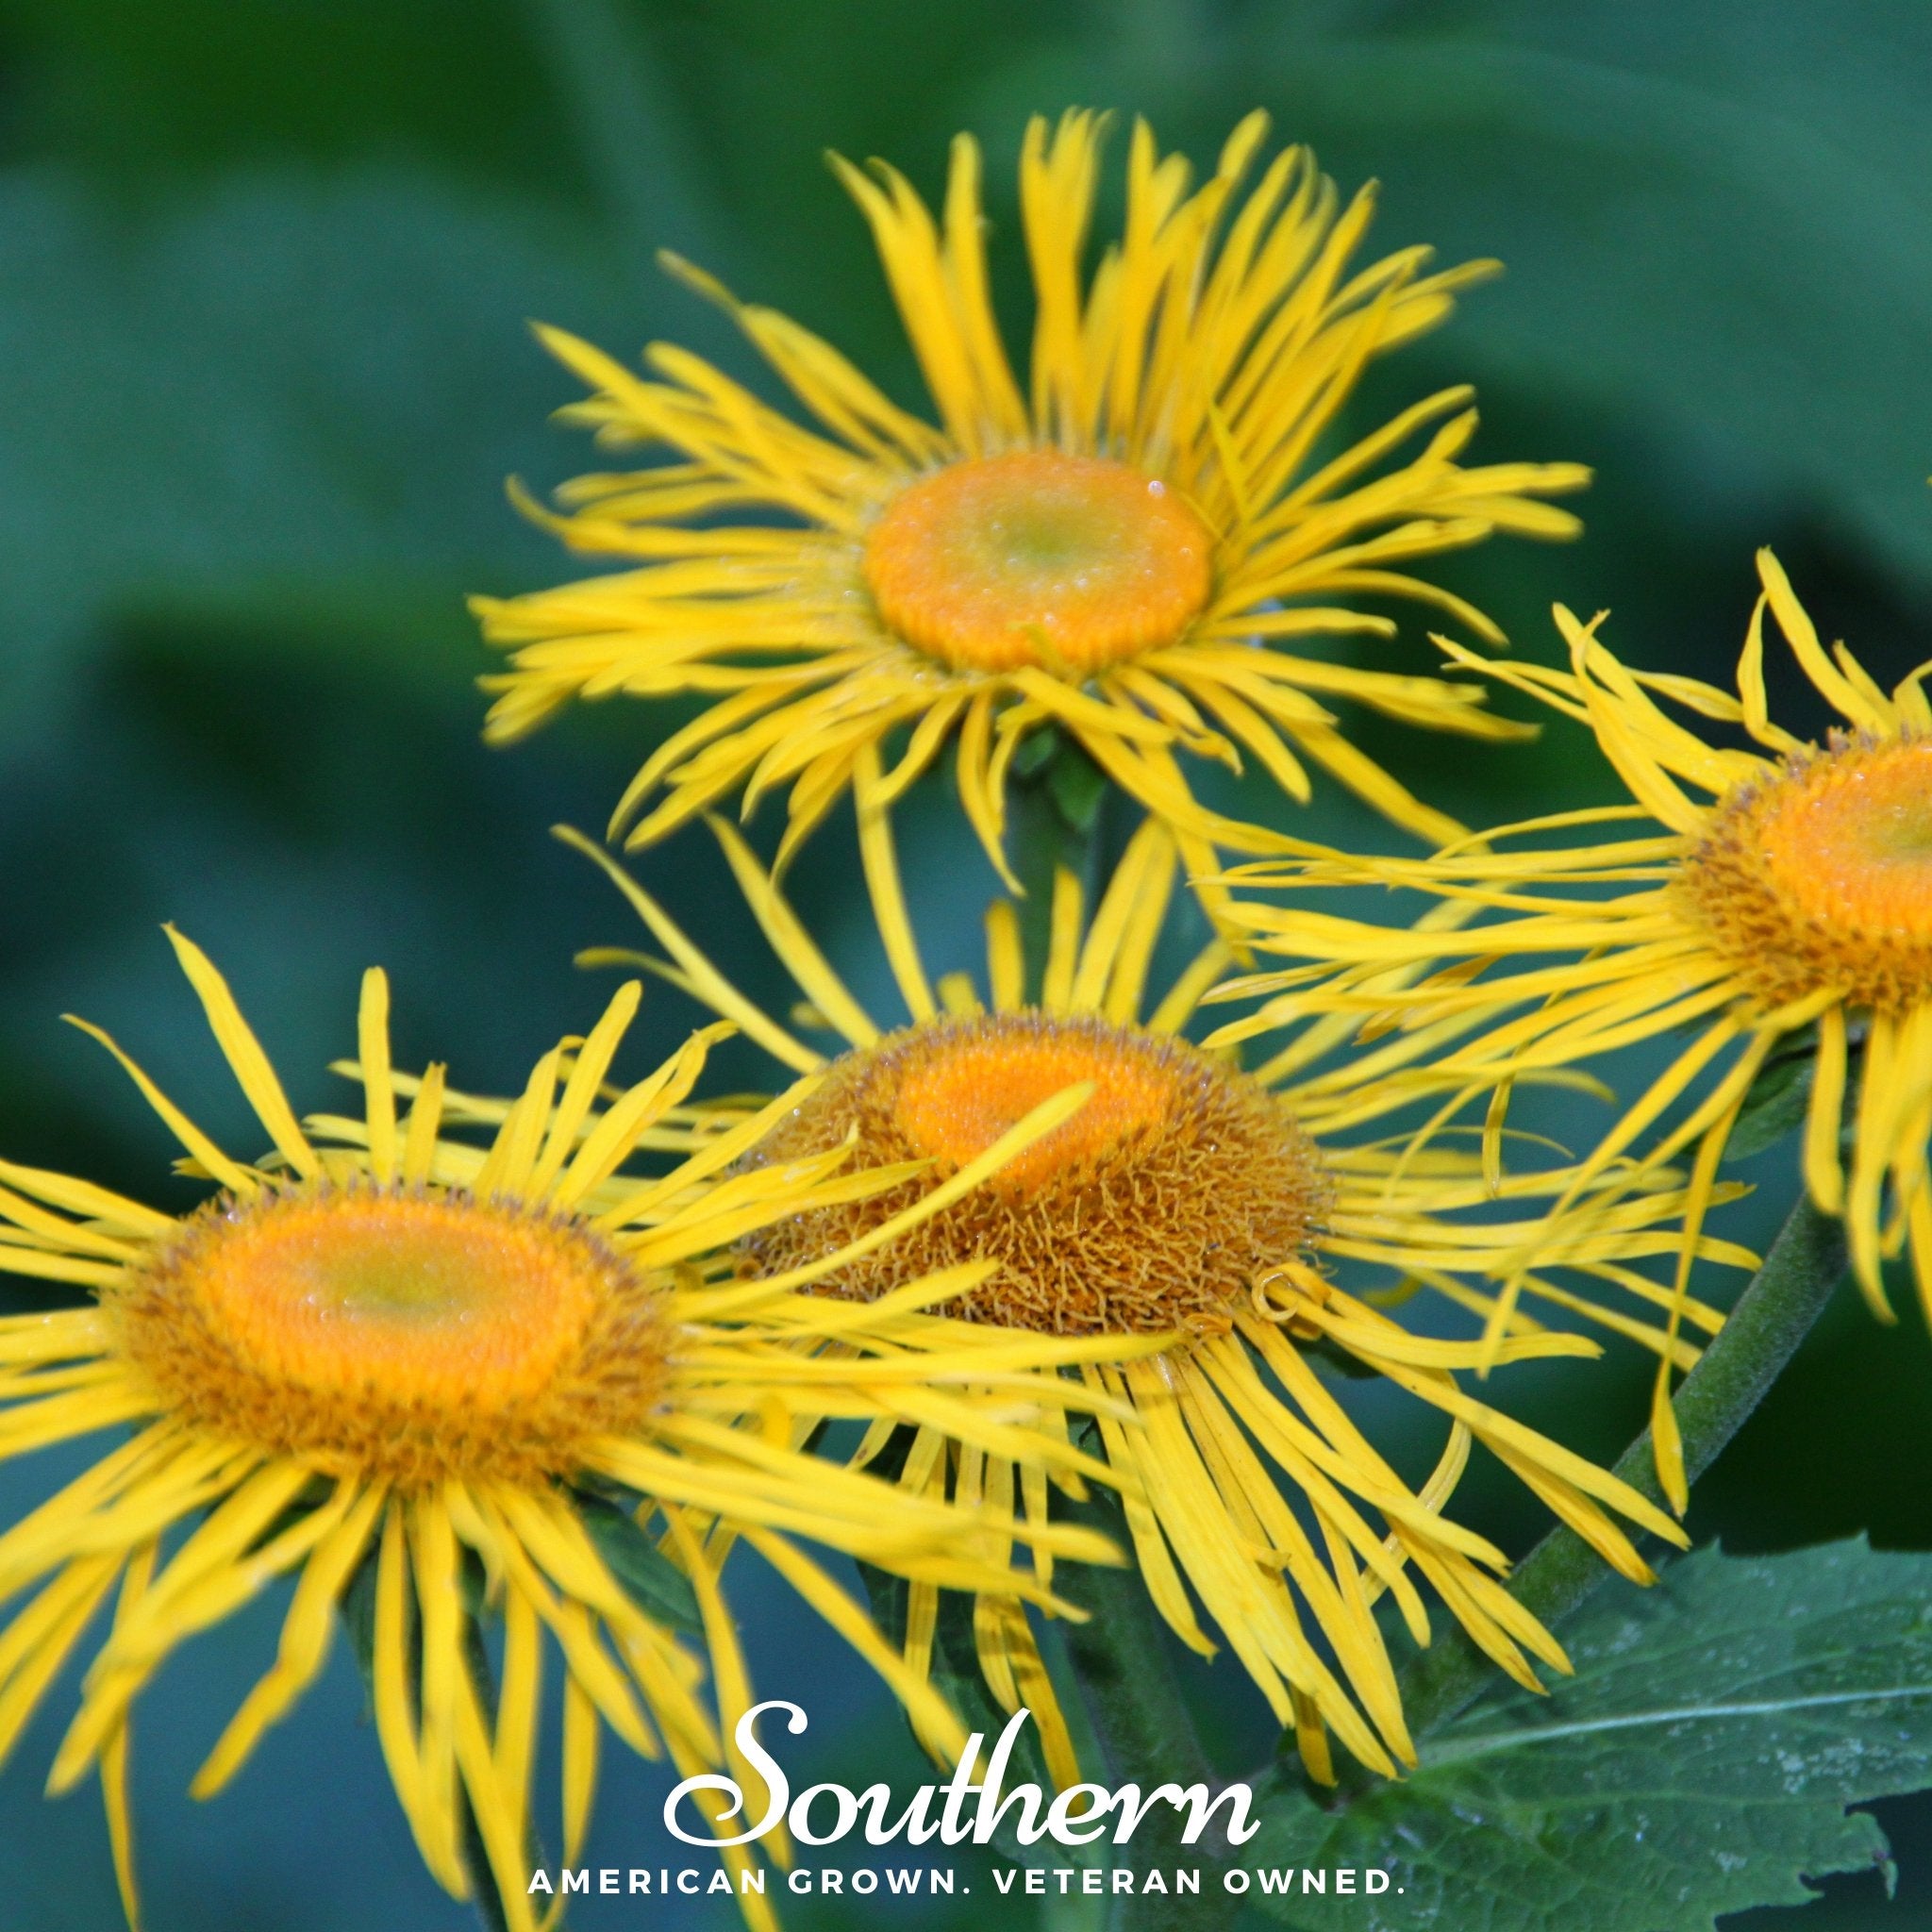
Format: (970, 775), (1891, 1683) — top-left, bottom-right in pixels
(473, 1047), (562, 1201)
(471, 1496), (658, 1759)
(0, 1162), (173, 1240)
(1084, 1370), (1215, 1656)
(371, 1508), (458, 1892)
(1072, 818), (1172, 1012)
(855, 745), (936, 1022)
(592, 1067), (815, 1223)
(561, 1673), (599, 1866)
(559, 825), (823, 1073)
(400, 1063), (449, 1187)
(449, 1661), (541, 1932)
(0, 1557), (122, 1767)
(528, 980), (643, 1199)
(696, 1083), (1094, 1307)
(0, 1248), (122, 1291)
(102, 1712), (141, 1932)
(493, 1580), (541, 1831)
(662, 1505), (773, 1837)
(62, 1018), (256, 1195)
(707, 816), (881, 1046)
(1041, 868), (1085, 1010)
(192, 1482), (386, 1797)
(163, 928), (320, 1179)
(744, 1528), (969, 1759)
(409, 1494), (464, 1890)
(358, 969), (398, 1185)
(97, 1543), (157, 1932)
(1757, 548), (1890, 731)
(985, 901), (1024, 1011)
(1804, 1002), (1849, 1216)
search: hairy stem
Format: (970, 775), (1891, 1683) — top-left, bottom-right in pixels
(1395, 1193), (1847, 1742)
(1058, 1490), (1229, 1932)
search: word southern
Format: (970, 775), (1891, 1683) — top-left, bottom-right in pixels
(661, 1702), (1261, 1850)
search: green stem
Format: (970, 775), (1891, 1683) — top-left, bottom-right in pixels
(1058, 1491), (1228, 1932)
(1008, 734), (1108, 998)
(1394, 1193), (1847, 1743)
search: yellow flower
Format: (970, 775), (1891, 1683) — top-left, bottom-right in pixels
(561, 808), (1724, 1788)
(1220, 549), (1932, 1505)
(475, 110), (1588, 904)
(0, 932), (1124, 1930)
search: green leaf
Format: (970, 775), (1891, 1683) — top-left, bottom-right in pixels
(1725, 1030), (1818, 1163)
(1148, 6), (1932, 592)
(1045, 741), (1110, 838)
(1247, 1539), (1932, 1930)
(1008, 729), (1107, 835)
(576, 1492), (705, 1637)
(1010, 726), (1065, 781)
(0, 167), (632, 756)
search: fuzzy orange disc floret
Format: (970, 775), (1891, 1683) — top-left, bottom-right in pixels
(862, 451), (1214, 675)
(893, 1021), (1178, 1197)
(1678, 735), (1932, 1013)
(110, 1182), (670, 1489)
(741, 1012), (1328, 1338)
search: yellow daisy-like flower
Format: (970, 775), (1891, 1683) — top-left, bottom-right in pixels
(475, 109), (1588, 904)
(1220, 549), (1932, 1505)
(0, 932), (1127, 1930)
(561, 808), (1728, 1788)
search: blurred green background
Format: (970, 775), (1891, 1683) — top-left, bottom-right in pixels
(1, 2), (1929, 1926)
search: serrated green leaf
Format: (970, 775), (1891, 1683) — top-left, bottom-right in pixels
(1247, 1539), (1932, 1931)
(576, 1493), (704, 1638)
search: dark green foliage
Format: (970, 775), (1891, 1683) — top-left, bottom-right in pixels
(576, 1492), (705, 1639)
(1727, 1032), (1820, 1165)
(1248, 1540), (1932, 1932)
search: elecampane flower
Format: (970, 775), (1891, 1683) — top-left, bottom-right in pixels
(561, 808), (1732, 1787)
(0, 934), (1123, 1929)
(1219, 550), (1931, 1504)
(475, 110), (1587, 908)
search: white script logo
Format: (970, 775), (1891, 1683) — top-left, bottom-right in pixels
(662, 1703), (1261, 1852)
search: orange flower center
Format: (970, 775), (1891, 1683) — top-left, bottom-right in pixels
(740, 1012), (1326, 1338)
(1679, 738), (1932, 1012)
(113, 1184), (668, 1487)
(893, 1023), (1177, 1196)
(186, 1191), (599, 1406)
(862, 451), (1214, 675)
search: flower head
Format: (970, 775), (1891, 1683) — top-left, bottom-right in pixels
(563, 808), (1722, 1786)
(1221, 549), (1932, 1502)
(744, 1008), (1328, 1337)
(476, 110), (1587, 906)
(0, 933), (1122, 1928)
